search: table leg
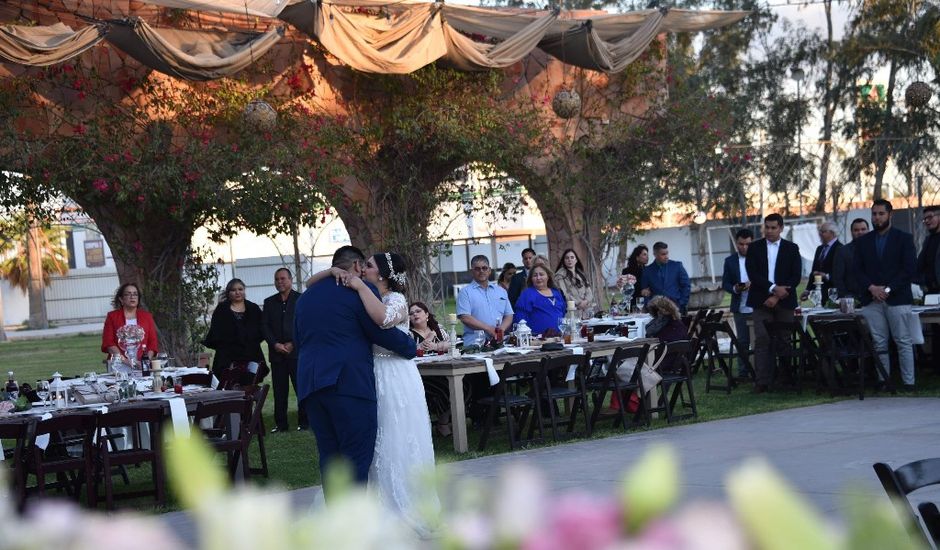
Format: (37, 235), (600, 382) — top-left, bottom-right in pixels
(448, 374), (468, 453)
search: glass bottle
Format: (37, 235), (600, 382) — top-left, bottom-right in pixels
(5, 372), (18, 400)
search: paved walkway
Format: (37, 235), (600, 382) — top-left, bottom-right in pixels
(3, 322), (102, 341)
(163, 397), (940, 546)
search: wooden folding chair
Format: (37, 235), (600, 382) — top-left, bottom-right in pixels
(193, 397), (253, 482)
(873, 458), (940, 547)
(0, 419), (35, 512)
(540, 352), (592, 440)
(476, 360), (545, 452)
(26, 412), (97, 508)
(586, 344), (651, 431)
(95, 405), (166, 509)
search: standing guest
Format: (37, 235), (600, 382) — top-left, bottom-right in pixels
(514, 265), (567, 336)
(831, 218), (870, 299)
(621, 245), (649, 293)
(508, 247), (536, 306)
(801, 221), (842, 302)
(102, 283), (159, 362)
(456, 255), (514, 348)
(409, 301), (457, 437)
(917, 205), (940, 295)
(745, 213), (802, 394)
(263, 268), (306, 433)
(640, 242), (691, 314)
(497, 263), (517, 291)
(854, 199), (917, 391)
(203, 278), (266, 384)
(917, 205), (940, 367)
(554, 249), (595, 319)
(721, 229), (753, 379)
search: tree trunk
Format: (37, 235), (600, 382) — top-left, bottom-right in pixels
(815, 0), (836, 213)
(26, 223), (48, 330)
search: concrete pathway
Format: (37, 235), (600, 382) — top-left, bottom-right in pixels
(3, 322), (102, 341)
(163, 398), (940, 546)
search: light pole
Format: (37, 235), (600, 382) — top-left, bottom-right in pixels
(791, 67), (805, 216)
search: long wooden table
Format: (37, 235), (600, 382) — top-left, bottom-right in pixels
(417, 338), (658, 453)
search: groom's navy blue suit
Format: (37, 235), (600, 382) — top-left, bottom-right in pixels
(295, 278), (416, 485)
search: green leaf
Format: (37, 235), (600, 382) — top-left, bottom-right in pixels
(622, 444), (680, 532)
(726, 458), (835, 550)
(164, 430), (228, 509)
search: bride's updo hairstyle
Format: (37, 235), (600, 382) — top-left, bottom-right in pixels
(373, 252), (408, 294)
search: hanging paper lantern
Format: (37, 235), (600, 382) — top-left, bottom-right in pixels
(552, 90), (581, 119)
(242, 99), (277, 130)
(905, 81), (932, 109)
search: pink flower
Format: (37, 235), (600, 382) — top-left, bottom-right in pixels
(522, 493), (622, 550)
(137, 195), (145, 203)
(92, 178), (109, 192)
(132, 241), (143, 254)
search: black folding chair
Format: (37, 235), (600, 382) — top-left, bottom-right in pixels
(586, 345), (651, 431)
(539, 352), (592, 440)
(0, 419), (35, 512)
(476, 360), (544, 452)
(811, 317), (894, 399)
(763, 320), (816, 392)
(873, 458), (940, 547)
(917, 502), (940, 547)
(654, 340), (698, 423)
(700, 321), (754, 393)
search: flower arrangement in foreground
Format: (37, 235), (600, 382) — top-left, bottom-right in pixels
(0, 436), (924, 550)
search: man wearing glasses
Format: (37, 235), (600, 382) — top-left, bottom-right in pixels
(456, 255), (514, 348)
(917, 205), (940, 368)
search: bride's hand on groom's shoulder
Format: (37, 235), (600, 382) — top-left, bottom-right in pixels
(330, 267), (352, 286)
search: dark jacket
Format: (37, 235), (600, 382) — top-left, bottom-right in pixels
(294, 279), (416, 403)
(831, 242), (860, 298)
(641, 260), (691, 311)
(916, 231), (940, 292)
(810, 239), (842, 299)
(262, 290), (300, 363)
(721, 253), (748, 314)
(744, 238), (803, 310)
(853, 227), (916, 306)
(203, 300), (265, 376)
(508, 268), (528, 307)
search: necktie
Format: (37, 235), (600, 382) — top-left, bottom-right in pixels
(820, 244), (830, 261)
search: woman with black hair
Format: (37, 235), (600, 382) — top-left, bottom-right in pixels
(202, 278), (266, 384)
(554, 248), (595, 319)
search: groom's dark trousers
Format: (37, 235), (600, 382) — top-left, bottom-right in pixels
(295, 278), (416, 487)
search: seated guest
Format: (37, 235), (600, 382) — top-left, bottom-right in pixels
(514, 265), (567, 336)
(497, 263), (517, 292)
(203, 278), (266, 385)
(409, 301), (457, 436)
(102, 283), (159, 363)
(554, 248), (595, 319)
(645, 296), (689, 374)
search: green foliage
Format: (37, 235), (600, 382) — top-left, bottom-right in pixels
(0, 215), (69, 291)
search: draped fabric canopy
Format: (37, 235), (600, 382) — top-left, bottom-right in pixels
(0, 0), (749, 78)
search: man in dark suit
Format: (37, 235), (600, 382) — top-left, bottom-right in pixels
(916, 205), (940, 367)
(263, 267), (306, 433)
(803, 220), (842, 301)
(721, 228), (753, 378)
(508, 247), (536, 307)
(854, 199), (917, 390)
(831, 218), (869, 299)
(295, 246), (417, 492)
(745, 213), (803, 393)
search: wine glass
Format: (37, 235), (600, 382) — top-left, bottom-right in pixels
(621, 281), (635, 313)
(35, 380), (50, 407)
(827, 288), (839, 308)
(635, 296), (646, 313)
(808, 288), (822, 310)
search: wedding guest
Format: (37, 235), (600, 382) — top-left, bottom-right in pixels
(721, 229), (753, 378)
(621, 245), (649, 291)
(514, 265), (567, 336)
(409, 301), (457, 437)
(645, 296), (689, 374)
(102, 283), (159, 362)
(203, 278), (266, 383)
(262, 268), (306, 433)
(831, 218), (870, 298)
(456, 255), (514, 348)
(554, 248), (595, 319)
(640, 242), (691, 314)
(508, 248), (536, 306)
(497, 263), (517, 291)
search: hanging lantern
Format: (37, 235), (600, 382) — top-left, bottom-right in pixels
(905, 81), (932, 109)
(242, 99), (277, 130)
(552, 89), (581, 119)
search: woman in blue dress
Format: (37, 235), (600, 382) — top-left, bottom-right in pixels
(514, 264), (567, 336)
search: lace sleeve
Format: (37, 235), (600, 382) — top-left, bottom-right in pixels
(380, 292), (409, 329)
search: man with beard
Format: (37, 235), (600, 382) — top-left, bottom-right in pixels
(854, 199), (917, 391)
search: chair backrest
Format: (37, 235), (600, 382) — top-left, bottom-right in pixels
(542, 352), (591, 383)
(247, 384), (270, 435)
(874, 459), (940, 547)
(180, 373), (213, 387)
(0, 419), (35, 466)
(917, 502), (940, 546)
(96, 404), (165, 431)
(810, 317), (873, 359)
(36, 411), (98, 436)
(194, 397), (252, 439)
(687, 309), (708, 337)
(658, 339), (694, 375)
(608, 344), (651, 387)
(704, 310), (724, 323)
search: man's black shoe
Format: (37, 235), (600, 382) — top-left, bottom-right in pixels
(901, 384), (916, 393)
(271, 426), (288, 433)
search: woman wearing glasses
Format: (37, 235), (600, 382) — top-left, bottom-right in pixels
(101, 283), (160, 362)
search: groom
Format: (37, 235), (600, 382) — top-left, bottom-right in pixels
(295, 245), (417, 492)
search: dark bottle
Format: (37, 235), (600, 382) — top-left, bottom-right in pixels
(141, 353), (152, 376)
(5, 372), (19, 400)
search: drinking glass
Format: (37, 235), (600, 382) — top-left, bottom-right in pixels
(475, 330), (486, 347)
(636, 296), (646, 313)
(827, 288), (839, 307)
(36, 380), (50, 407)
(621, 281), (635, 311)
(83, 372), (98, 385)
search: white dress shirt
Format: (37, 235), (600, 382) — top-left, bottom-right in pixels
(766, 239), (781, 292)
(737, 255), (753, 313)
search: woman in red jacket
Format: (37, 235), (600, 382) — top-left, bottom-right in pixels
(101, 283), (159, 362)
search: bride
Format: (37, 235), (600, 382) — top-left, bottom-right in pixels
(309, 252), (440, 536)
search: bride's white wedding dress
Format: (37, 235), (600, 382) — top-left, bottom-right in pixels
(369, 291), (440, 536)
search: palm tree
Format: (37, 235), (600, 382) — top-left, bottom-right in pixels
(0, 220), (69, 329)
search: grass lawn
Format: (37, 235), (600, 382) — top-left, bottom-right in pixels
(1, 330), (938, 512)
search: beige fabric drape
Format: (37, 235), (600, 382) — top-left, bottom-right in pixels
(134, 0), (307, 18)
(0, 22), (106, 66)
(105, 18), (283, 81)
